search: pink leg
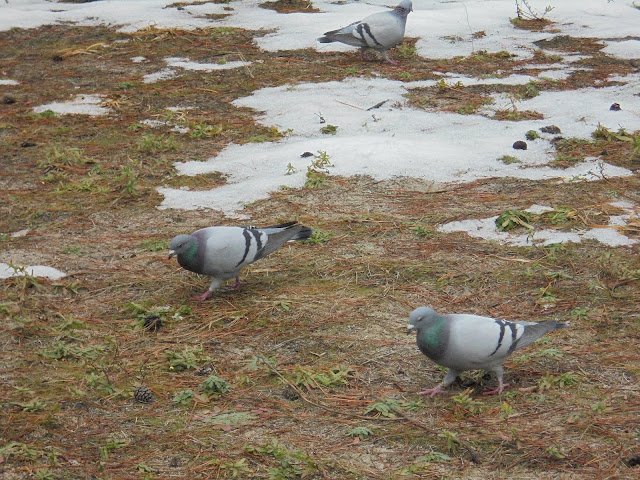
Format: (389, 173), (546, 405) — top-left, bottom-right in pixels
(482, 379), (509, 396)
(418, 384), (445, 397)
(191, 290), (212, 302)
(381, 52), (398, 65)
(224, 277), (246, 290)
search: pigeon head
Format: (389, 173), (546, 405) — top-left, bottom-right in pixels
(396, 0), (413, 14)
(407, 306), (439, 334)
(169, 234), (197, 260)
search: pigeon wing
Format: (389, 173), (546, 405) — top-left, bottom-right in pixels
(441, 314), (527, 370)
(197, 227), (265, 277)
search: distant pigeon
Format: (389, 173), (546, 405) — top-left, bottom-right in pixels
(407, 307), (569, 396)
(169, 221), (312, 301)
(318, 0), (413, 64)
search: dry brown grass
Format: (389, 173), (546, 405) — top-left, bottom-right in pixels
(1, 21), (639, 480)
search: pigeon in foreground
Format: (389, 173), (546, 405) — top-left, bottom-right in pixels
(407, 307), (569, 396)
(169, 221), (312, 301)
(318, 0), (413, 64)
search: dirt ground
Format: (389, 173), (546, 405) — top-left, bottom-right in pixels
(1, 9), (640, 480)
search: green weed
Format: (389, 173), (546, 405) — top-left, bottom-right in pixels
(293, 365), (352, 390)
(499, 155), (521, 164)
(495, 209), (535, 231)
(200, 375), (231, 395)
(165, 346), (207, 371)
(346, 426), (373, 440)
(320, 124), (338, 135)
(172, 389), (194, 406)
(302, 229), (333, 245)
(526, 129), (541, 140)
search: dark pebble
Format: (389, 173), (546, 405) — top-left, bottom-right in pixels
(610, 103), (621, 111)
(513, 140), (527, 150)
(300, 151), (314, 158)
(52, 55), (63, 62)
(143, 315), (163, 332)
(194, 362), (215, 376)
(626, 454), (640, 467)
(540, 125), (561, 134)
(21, 142), (37, 148)
(2, 96), (16, 105)
(282, 386), (300, 401)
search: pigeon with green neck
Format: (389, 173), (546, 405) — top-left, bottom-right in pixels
(407, 307), (569, 396)
(169, 221), (312, 301)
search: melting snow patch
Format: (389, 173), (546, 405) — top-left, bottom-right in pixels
(158, 77), (634, 217)
(0, 79), (19, 85)
(11, 229), (30, 238)
(602, 39), (640, 59)
(438, 204), (639, 248)
(131, 56), (147, 63)
(143, 68), (177, 84)
(0, 263), (66, 280)
(33, 94), (110, 116)
(165, 57), (251, 72)
(141, 118), (189, 134)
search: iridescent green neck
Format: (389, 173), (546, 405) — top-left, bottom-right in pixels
(417, 316), (447, 359)
(178, 241), (200, 272)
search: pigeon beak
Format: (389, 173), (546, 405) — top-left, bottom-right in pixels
(406, 324), (416, 335)
(168, 250), (176, 259)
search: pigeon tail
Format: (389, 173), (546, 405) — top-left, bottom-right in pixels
(514, 321), (569, 352)
(289, 225), (313, 241)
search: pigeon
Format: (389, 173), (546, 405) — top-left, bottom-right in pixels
(169, 221), (312, 301)
(318, 0), (413, 64)
(406, 307), (569, 396)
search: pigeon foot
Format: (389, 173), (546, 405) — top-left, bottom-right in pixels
(191, 290), (213, 301)
(418, 385), (445, 397)
(482, 381), (509, 396)
(224, 278), (247, 291)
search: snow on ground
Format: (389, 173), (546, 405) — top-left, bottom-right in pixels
(438, 203), (639, 248)
(0, 263), (67, 280)
(0, 79), (19, 85)
(143, 68), (177, 84)
(32, 94), (111, 116)
(2, 1), (638, 59)
(3, 0), (640, 243)
(143, 56), (252, 83)
(165, 57), (251, 72)
(158, 77), (637, 216)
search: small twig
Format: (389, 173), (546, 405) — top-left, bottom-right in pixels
(367, 100), (389, 111)
(336, 100), (365, 111)
(183, 400), (199, 430)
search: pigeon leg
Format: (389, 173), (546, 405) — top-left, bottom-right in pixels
(419, 369), (458, 397)
(482, 367), (508, 395)
(381, 51), (398, 65)
(418, 384), (445, 397)
(191, 278), (222, 301)
(224, 276), (247, 291)
(191, 290), (213, 302)
(482, 379), (509, 396)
